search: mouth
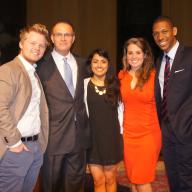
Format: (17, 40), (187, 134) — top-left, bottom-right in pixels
(96, 68), (104, 71)
(129, 60), (139, 65)
(158, 41), (167, 48)
(59, 42), (67, 45)
(32, 52), (40, 56)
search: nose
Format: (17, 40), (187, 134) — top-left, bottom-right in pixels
(131, 53), (137, 59)
(157, 32), (164, 41)
(33, 43), (45, 51)
(97, 61), (102, 67)
(34, 44), (40, 50)
(61, 35), (66, 40)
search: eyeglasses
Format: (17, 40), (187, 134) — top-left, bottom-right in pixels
(53, 33), (74, 39)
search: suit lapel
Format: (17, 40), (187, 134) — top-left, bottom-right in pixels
(15, 57), (32, 88)
(74, 56), (81, 99)
(155, 55), (163, 98)
(13, 57), (32, 119)
(168, 45), (185, 88)
(44, 53), (84, 99)
(155, 56), (163, 75)
(47, 54), (74, 98)
(15, 56), (32, 98)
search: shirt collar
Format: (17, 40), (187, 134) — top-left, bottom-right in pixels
(18, 55), (36, 73)
(164, 41), (179, 60)
(52, 49), (72, 61)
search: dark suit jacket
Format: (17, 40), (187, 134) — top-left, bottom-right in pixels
(37, 52), (90, 155)
(155, 44), (192, 144)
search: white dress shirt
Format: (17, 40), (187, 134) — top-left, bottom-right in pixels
(17, 54), (41, 136)
(51, 49), (77, 90)
(159, 41), (179, 98)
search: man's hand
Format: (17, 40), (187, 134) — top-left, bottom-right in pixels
(9, 143), (29, 153)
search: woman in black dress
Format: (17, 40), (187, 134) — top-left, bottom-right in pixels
(84, 48), (123, 192)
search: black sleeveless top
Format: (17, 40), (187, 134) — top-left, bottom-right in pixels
(87, 81), (122, 165)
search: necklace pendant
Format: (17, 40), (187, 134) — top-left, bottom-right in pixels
(94, 85), (106, 95)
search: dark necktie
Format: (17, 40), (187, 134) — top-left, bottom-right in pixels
(63, 57), (74, 97)
(161, 55), (171, 121)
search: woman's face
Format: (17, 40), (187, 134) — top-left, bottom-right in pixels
(91, 53), (109, 79)
(126, 43), (144, 71)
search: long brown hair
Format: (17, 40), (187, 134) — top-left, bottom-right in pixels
(122, 37), (154, 89)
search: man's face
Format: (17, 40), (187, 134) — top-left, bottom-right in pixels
(51, 23), (75, 56)
(19, 31), (47, 64)
(152, 20), (177, 53)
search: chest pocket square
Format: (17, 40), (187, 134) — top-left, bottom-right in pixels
(174, 69), (184, 73)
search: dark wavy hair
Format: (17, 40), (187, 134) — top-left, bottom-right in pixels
(87, 48), (121, 107)
(122, 37), (154, 89)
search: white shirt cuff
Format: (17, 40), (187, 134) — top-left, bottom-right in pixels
(8, 140), (22, 148)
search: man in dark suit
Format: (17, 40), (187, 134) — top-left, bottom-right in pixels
(152, 16), (192, 192)
(37, 21), (90, 192)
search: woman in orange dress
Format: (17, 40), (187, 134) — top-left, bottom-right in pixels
(118, 37), (161, 192)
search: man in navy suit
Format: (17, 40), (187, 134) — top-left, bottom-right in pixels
(37, 21), (90, 192)
(152, 16), (192, 192)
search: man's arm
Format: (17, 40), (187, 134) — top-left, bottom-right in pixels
(0, 64), (22, 147)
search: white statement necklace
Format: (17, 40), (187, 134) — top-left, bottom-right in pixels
(94, 85), (106, 95)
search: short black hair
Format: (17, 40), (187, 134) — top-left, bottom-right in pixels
(153, 15), (175, 28)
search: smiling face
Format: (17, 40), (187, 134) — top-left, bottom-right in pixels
(19, 31), (47, 64)
(126, 43), (144, 71)
(153, 20), (177, 53)
(51, 23), (75, 56)
(91, 53), (109, 80)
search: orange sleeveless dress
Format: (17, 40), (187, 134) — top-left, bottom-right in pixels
(119, 70), (161, 184)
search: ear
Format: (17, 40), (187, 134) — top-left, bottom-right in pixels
(173, 27), (177, 36)
(51, 34), (54, 44)
(72, 35), (75, 44)
(19, 41), (23, 49)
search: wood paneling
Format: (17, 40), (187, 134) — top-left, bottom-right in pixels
(27, 0), (117, 66)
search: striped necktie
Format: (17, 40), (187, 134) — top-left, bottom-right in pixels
(63, 57), (74, 97)
(161, 55), (171, 121)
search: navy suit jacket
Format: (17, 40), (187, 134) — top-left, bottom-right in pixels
(155, 44), (192, 144)
(37, 52), (90, 155)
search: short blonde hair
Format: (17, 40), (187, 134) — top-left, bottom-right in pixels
(20, 23), (50, 46)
